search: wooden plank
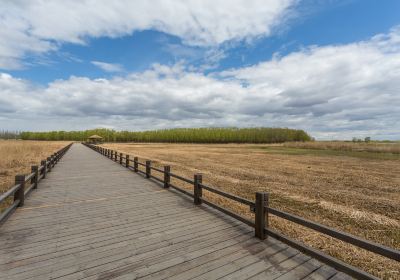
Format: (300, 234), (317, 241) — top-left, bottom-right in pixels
(218, 248), (303, 280)
(6, 224), (248, 279)
(139, 238), (263, 280)
(0, 203), (223, 249)
(302, 265), (338, 280)
(25, 227), (251, 280)
(189, 247), (297, 280)
(329, 272), (355, 280)
(0, 212), (237, 267)
(85, 231), (254, 280)
(167, 238), (288, 280)
(274, 258), (323, 280)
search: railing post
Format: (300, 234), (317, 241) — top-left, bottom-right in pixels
(164, 166), (170, 188)
(134, 157), (138, 172)
(41, 160), (47, 178)
(119, 153), (123, 164)
(114, 151), (118, 162)
(255, 192), (268, 240)
(31, 165), (39, 189)
(14, 175), (25, 207)
(146, 160), (151, 178)
(194, 174), (202, 205)
(111, 150), (114, 160)
(125, 155), (129, 168)
(47, 157), (52, 172)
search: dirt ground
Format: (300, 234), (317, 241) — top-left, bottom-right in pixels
(102, 142), (400, 279)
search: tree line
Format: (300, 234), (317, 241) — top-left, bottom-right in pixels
(0, 130), (20, 139)
(20, 127), (312, 143)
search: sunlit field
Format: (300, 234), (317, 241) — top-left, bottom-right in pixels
(102, 142), (400, 279)
(0, 140), (70, 194)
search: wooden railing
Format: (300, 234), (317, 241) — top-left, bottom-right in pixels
(84, 143), (399, 280)
(0, 143), (72, 225)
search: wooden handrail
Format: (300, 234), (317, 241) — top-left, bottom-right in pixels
(267, 206), (400, 261)
(200, 183), (254, 207)
(0, 184), (21, 203)
(170, 172), (194, 184)
(264, 228), (379, 280)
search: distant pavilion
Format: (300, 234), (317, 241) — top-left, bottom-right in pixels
(87, 135), (103, 144)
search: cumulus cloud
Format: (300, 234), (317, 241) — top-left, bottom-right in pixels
(0, 0), (296, 69)
(1, 28), (400, 139)
(91, 61), (124, 72)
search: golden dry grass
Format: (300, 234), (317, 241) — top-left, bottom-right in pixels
(0, 140), (70, 194)
(284, 141), (400, 154)
(102, 142), (400, 279)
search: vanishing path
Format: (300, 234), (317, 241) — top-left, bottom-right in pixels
(0, 144), (350, 280)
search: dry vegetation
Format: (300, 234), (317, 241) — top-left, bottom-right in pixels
(102, 142), (400, 279)
(284, 141), (400, 154)
(0, 140), (70, 195)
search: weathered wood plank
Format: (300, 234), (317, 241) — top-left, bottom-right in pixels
(274, 258), (322, 280)
(302, 265), (338, 280)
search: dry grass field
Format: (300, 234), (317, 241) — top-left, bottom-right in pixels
(0, 140), (70, 196)
(284, 141), (400, 154)
(102, 142), (400, 279)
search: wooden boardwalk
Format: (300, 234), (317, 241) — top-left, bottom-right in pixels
(0, 144), (351, 280)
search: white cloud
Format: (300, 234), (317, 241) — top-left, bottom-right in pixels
(1, 27), (400, 139)
(91, 61), (124, 72)
(0, 0), (296, 69)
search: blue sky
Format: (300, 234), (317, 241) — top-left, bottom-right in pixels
(0, 0), (399, 139)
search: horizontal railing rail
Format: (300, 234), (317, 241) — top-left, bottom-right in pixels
(170, 172), (194, 184)
(262, 206), (399, 279)
(266, 206), (399, 261)
(199, 183), (255, 207)
(0, 143), (73, 226)
(83, 143), (399, 280)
